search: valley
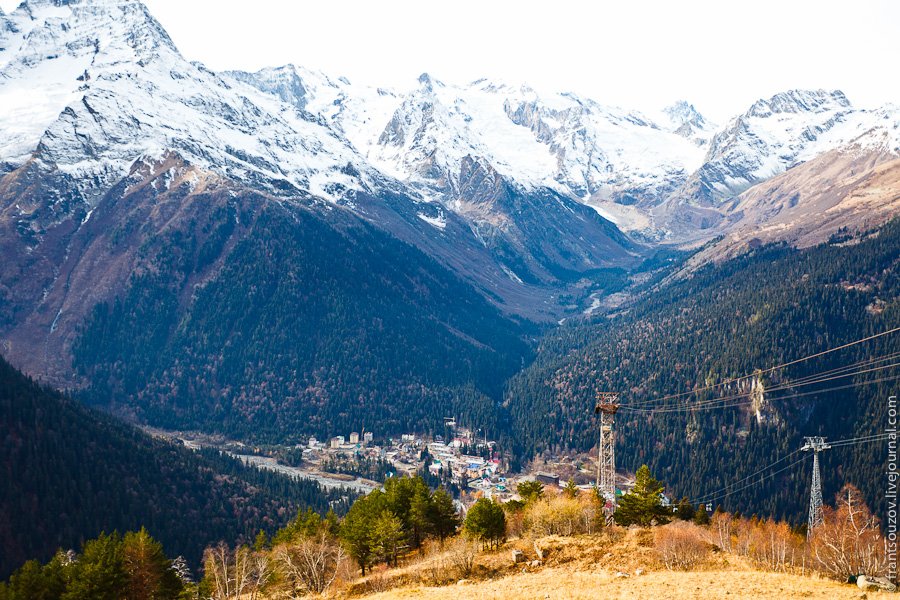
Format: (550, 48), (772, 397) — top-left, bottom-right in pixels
(0, 0), (898, 597)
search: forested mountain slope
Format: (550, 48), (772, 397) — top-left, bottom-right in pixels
(505, 219), (900, 523)
(0, 355), (350, 579)
(69, 193), (533, 442)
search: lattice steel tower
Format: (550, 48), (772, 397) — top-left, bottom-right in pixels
(595, 392), (621, 521)
(801, 436), (830, 538)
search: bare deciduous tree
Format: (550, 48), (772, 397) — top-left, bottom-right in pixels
(273, 531), (346, 596)
(709, 510), (734, 552)
(811, 484), (886, 579)
(203, 543), (270, 600)
(446, 536), (479, 579)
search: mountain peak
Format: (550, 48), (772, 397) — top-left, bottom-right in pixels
(664, 100), (703, 122)
(747, 89), (851, 118)
(663, 100), (708, 126)
(417, 72), (444, 91)
(660, 100), (711, 142)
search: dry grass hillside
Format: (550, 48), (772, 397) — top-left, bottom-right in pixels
(345, 528), (885, 599)
(683, 146), (900, 269)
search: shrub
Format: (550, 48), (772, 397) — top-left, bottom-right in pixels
(654, 522), (710, 570)
(446, 537), (479, 579)
(523, 495), (598, 537)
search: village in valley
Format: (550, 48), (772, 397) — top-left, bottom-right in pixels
(148, 418), (629, 507)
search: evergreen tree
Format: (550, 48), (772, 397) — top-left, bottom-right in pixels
(406, 480), (433, 548)
(252, 530), (269, 552)
(563, 478), (579, 499)
(464, 498), (506, 549)
(517, 480), (545, 504)
(340, 490), (386, 575)
(429, 488), (461, 542)
(121, 528), (181, 600)
(613, 465), (673, 527)
(0, 556), (68, 600)
(370, 511), (404, 567)
(693, 507), (710, 526)
(62, 532), (125, 600)
(674, 497), (696, 521)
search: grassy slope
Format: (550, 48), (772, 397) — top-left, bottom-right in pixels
(369, 569), (874, 600)
(347, 530), (885, 599)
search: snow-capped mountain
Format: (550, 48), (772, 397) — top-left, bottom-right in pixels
(0, 0), (645, 386)
(0, 0), (386, 209)
(672, 89), (900, 210)
(230, 67), (900, 243)
(0, 0), (897, 290)
(231, 68), (709, 216)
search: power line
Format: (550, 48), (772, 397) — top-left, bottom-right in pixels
(687, 448), (803, 505)
(828, 432), (894, 447)
(689, 432), (894, 507)
(654, 366), (900, 413)
(622, 327), (900, 409)
(691, 454), (810, 507)
(624, 371), (900, 414)
(625, 353), (900, 412)
(650, 374), (900, 414)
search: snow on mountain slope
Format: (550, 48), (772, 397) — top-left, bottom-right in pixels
(3, 0), (895, 251)
(230, 68), (708, 231)
(0, 0), (374, 205)
(681, 90), (900, 205)
(499, 83), (706, 203)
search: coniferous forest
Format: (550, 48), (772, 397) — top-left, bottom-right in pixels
(72, 203), (532, 443)
(505, 219), (900, 525)
(0, 355), (353, 579)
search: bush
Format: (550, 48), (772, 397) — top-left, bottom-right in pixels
(446, 537), (479, 579)
(523, 495), (599, 537)
(654, 522), (710, 570)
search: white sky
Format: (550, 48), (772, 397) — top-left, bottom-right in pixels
(2, 0), (897, 122)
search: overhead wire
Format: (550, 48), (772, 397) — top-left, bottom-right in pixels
(622, 363), (900, 414)
(638, 373), (900, 414)
(621, 327), (900, 409)
(689, 432), (895, 506)
(691, 454), (810, 506)
(625, 350), (900, 410)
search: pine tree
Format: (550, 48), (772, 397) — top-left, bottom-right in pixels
(675, 497), (696, 521)
(121, 528), (181, 600)
(370, 510), (404, 567)
(464, 498), (506, 549)
(340, 490), (386, 575)
(613, 465), (673, 527)
(563, 478), (579, 499)
(517, 480), (544, 504)
(62, 532), (125, 600)
(253, 530), (269, 552)
(429, 487), (461, 542)
(408, 483), (433, 548)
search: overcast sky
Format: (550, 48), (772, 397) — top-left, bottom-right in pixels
(3, 0), (897, 122)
